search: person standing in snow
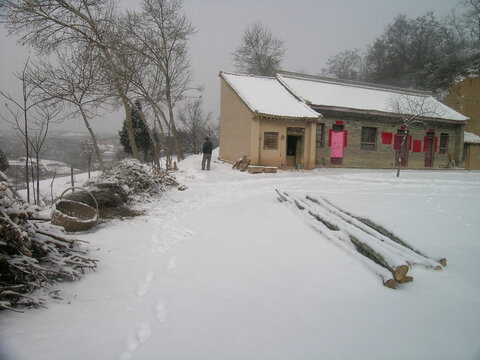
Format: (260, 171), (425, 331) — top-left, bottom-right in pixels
(202, 137), (213, 170)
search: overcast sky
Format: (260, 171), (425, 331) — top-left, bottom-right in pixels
(0, 0), (460, 135)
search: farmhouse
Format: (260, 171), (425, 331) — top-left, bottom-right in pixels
(219, 71), (469, 170)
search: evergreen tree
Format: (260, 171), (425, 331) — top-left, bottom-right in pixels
(119, 100), (154, 161)
(0, 148), (9, 172)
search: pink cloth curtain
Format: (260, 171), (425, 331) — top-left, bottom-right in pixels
(331, 131), (344, 158)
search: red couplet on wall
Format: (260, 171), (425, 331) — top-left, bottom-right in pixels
(413, 140), (422, 152)
(382, 132), (393, 145)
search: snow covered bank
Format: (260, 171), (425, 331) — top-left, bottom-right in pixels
(1, 154), (479, 360)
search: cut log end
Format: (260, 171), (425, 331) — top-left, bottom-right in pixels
(383, 279), (397, 289)
(439, 258), (447, 267)
(394, 264), (409, 281)
(434, 266), (443, 271)
(399, 276), (414, 284)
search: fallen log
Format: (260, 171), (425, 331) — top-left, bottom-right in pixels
(276, 190), (397, 288)
(306, 195), (444, 271)
(315, 195), (447, 268)
(298, 196), (411, 282)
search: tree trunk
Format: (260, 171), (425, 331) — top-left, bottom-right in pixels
(23, 96), (30, 203)
(128, 99), (160, 168)
(396, 134), (407, 178)
(102, 47), (139, 160)
(165, 81), (182, 162)
(152, 103), (172, 169)
(36, 152), (40, 205)
(79, 107), (105, 173)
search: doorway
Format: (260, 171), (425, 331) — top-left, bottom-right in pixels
(286, 135), (303, 167)
(395, 130), (409, 167)
(424, 132), (435, 167)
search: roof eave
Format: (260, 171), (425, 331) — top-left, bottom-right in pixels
(311, 105), (469, 124)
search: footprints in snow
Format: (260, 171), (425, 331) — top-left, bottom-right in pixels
(119, 322), (152, 360)
(121, 222), (191, 359)
(135, 271), (154, 297)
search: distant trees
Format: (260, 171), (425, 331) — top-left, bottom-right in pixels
(322, 49), (362, 81)
(322, 5), (480, 93)
(232, 22), (286, 76)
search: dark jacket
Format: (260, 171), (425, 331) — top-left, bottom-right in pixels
(203, 140), (213, 155)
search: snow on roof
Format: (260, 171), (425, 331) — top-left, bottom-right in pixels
(277, 73), (469, 122)
(220, 72), (320, 119)
(464, 131), (480, 144)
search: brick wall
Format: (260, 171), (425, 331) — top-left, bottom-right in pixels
(315, 114), (462, 169)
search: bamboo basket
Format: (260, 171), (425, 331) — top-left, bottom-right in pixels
(51, 187), (99, 232)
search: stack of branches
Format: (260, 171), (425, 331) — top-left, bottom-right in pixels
(63, 159), (185, 218)
(276, 190), (446, 289)
(1, 171), (97, 312)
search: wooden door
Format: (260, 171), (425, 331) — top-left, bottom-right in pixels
(425, 132), (434, 167)
(395, 130), (408, 167)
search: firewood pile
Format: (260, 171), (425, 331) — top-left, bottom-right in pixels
(1, 171), (97, 312)
(232, 154), (251, 172)
(276, 190), (446, 289)
(63, 159), (182, 219)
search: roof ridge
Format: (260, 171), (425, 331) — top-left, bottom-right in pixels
(276, 70), (433, 96)
(219, 70), (276, 80)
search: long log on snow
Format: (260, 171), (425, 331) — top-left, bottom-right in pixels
(307, 195), (445, 269)
(294, 195), (412, 282)
(276, 190), (397, 288)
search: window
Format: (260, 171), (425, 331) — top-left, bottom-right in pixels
(439, 133), (448, 154)
(316, 123), (325, 148)
(264, 132), (278, 150)
(332, 124), (344, 132)
(361, 127), (377, 150)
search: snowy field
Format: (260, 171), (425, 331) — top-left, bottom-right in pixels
(1, 151), (480, 360)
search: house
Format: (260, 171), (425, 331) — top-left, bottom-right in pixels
(443, 72), (480, 170)
(219, 71), (469, 170)
(463, 131), (480, 170)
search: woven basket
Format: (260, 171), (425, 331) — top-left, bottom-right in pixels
(51, 187), (99, 232)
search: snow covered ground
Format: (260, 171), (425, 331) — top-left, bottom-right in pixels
(1, 151), (480, 360)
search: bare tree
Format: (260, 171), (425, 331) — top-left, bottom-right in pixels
(178, 98), (211, 154)
(456, 0), (480, 43)
(123, 0), (195, 164)
(1, 0), (140, 160)
(111, 24), (162, 167)
(27, 105), (61, 205)
(0, 60), (44, 203)
(322, 49), (363, 80)
(232, 22), (286, 76)
(31, 47), (107, 173)
(389, 94), (445, 177)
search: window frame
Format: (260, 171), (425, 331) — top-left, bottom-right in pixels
(439, 133), (448, 155)
(360, 127), (377, 151)
(263, 132), (279, 150)
(316, 123), (325, 148)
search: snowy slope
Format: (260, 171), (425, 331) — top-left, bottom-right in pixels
(1, 153), (480, 360)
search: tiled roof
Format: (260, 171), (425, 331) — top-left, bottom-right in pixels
(277, 72), (469, 122)
(220, 72), (320, 119)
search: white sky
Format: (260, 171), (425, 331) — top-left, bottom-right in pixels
(0, 0), (460, 135)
